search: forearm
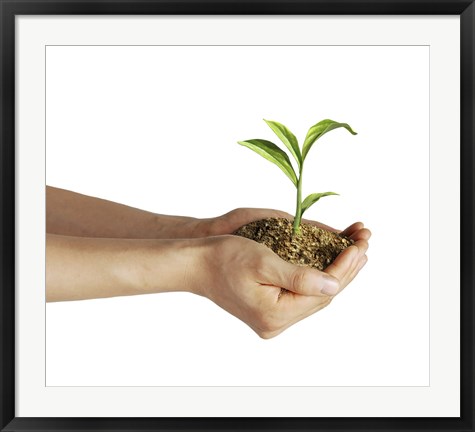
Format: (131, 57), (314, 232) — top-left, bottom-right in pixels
(46, 186), (202, 238)
(46, 233), (204, 302)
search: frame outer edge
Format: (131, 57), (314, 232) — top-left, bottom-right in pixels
(460, 1), (475, 431)
(1, 1), (474, 431)
(0, 1), (16, 431)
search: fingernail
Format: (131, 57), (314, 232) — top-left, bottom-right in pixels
(320, 275), (339, 296)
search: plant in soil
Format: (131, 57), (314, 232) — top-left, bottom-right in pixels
(234, 118), (357, 271)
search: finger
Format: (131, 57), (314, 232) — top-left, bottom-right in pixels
(358, 254), (368, 271)
(224, 208), (290, 228)
(260, 252), (340, 297)
(336, 253), (368, 296)
(240, 208), (291, 220)
(346, 252), (368, 283)
(354, 239), (369, 256)
(340, 222), (364, 237)
(267, 244), (369, 335)
(325, 246), (359, 289)
(349, 227), (372, 242)
(325, 240), (368, 291)
(257, 296), (333, 339)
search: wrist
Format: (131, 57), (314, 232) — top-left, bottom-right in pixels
(188, 217), (219, 238)
(131, 237), (208, 296)
(152, 214), (211, 239)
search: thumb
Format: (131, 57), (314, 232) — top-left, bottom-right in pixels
(264, 253), (340, 296)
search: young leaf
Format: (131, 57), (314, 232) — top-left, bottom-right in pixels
(237, 139), (298, 187)
(301, 192), (339, 215)
(263, 119), (302, 168)
(302, 119), (357, 160)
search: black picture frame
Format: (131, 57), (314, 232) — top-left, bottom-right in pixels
(1, 0), (473, 431)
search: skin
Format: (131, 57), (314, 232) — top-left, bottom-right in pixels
(46, 186), (371, 338)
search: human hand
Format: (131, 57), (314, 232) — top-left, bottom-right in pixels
(191, 226), (370, 338)
(193, 207), (368, 240)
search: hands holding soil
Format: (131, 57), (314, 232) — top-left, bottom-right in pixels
(191, 225), (369, 338)
(46, 187), (370, 338)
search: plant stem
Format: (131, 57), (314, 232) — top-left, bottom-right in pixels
(292, 166), (303, 236)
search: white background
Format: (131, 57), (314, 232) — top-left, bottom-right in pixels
(16, 16), (460, 417)
(45, 45), (430, 386)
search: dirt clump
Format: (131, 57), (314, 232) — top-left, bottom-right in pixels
(233, 217), (353, 271)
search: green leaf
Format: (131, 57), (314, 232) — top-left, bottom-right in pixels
(302, 119), (357, 160)
(263, 119), (302, 168)
(301, 192), (339, 215)
(237, 139), (298, 187)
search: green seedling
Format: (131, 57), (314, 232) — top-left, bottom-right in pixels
(238, 119), (357, 236)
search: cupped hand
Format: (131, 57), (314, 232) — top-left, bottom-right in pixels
(194, 207), (371, 243)
(195, 208), (330, 236)
(192, 229), (370, 339)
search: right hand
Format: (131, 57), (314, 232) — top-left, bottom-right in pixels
(191, 226), (369, 339)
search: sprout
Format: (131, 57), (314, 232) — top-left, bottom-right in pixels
(238, 118), (357, 236)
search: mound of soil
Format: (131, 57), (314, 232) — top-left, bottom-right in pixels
(233, 217), (353, 271)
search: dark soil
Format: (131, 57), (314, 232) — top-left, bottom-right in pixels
(233, 217), (353, 271)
